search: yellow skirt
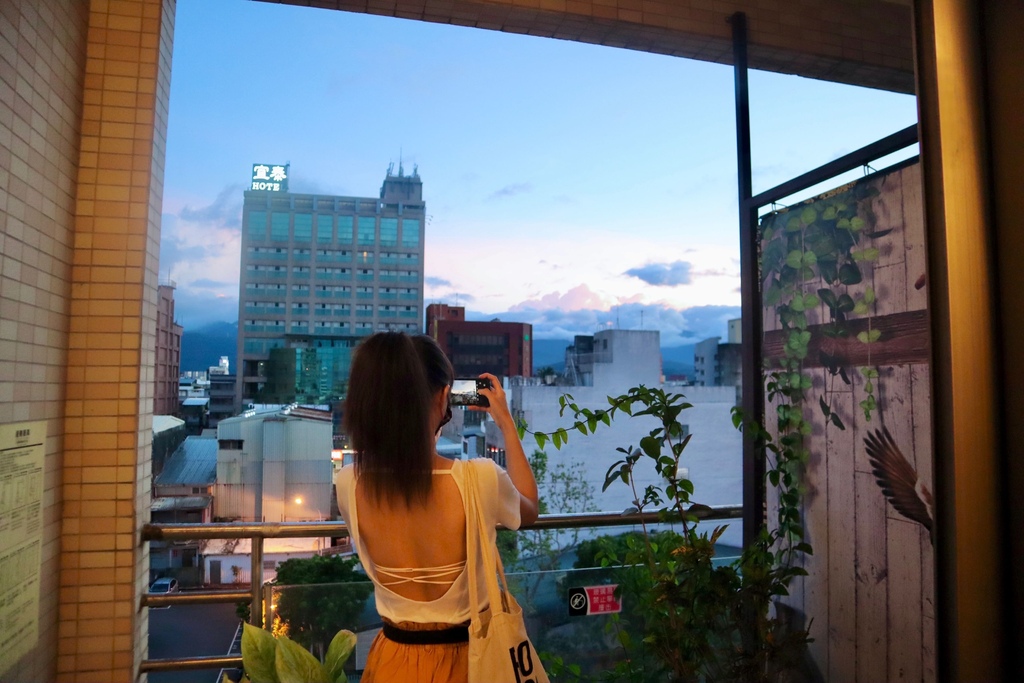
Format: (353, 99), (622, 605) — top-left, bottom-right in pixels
(361, 619), (469, 683)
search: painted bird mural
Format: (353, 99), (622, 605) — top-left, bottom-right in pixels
(864, 427), (934, 545)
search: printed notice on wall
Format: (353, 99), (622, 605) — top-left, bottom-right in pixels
(0, 421), (46, 676)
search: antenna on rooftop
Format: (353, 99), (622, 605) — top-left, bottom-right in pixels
(398, 148), (404, 177)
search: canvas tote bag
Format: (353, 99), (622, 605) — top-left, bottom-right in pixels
(464, 460), (550, 683)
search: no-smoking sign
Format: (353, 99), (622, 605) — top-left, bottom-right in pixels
(568, 585), (622, 617)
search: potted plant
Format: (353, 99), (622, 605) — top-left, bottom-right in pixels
(226, 622), (356, 683)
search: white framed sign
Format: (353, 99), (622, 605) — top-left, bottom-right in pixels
(251, 163), (289, 192)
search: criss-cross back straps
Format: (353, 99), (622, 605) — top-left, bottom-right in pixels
(374, 561), (466, 588)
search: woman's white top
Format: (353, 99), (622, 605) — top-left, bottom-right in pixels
(335, 457), (521, 624)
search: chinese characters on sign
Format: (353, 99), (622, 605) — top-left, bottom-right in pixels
(251, 163), (289, 192)
(567, 585), (622, 617)
(0, 421), (46, 677)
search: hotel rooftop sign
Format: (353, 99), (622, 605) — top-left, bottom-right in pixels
(251, 163), (289, 192)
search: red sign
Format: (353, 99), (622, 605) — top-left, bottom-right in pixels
(568, 585), (622, 616)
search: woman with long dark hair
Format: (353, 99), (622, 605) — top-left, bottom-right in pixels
(336, 332), (539, 682)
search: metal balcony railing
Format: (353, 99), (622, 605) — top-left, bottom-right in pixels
(138, 505), (742, 674)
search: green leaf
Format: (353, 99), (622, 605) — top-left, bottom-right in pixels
(817, 288), (838, 309)
(800, 206), (817, 225)
(850, 216), (866, 231)
(575, 422), (588, 436)
(786, 250), (804, 269)
(864, 380), (874, 394)
(639, 436), (660, 458)
(854, 301), (869, 315)
(822, 206), (837, 220)
(836, 217), (852, 230)
(275, 634), (329, 683)
(534, 432), (548, 450)
(324, 630), (357, 683)
(241, 623), (279, 683)
(863, 287), (876, 304)
(839, 263), (863, 285)
(852, 247), (880, 262)
(857, 329), (882, 343)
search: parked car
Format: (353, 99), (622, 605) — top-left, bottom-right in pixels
(148, 577), (179, 608)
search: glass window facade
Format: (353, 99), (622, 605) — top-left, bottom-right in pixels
(337, 216), (353, 244)
(401, 218), (420, 247)
(380, 218), (398, 245)
(271, 212), (290, 241)
(316, 215), (333, 242)
(249, 210), (267, 239)
(358, 216), (376, 245)
(294, 214), (313, 241)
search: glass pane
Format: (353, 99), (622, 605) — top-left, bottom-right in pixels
(337, 216), (353, 244)
(271, 212), (290, 241)
(294, 214), (312, 241)
(248, 210), (267, 239)
(400, 218), (419, 247)
(316, 214), (333, 242)
(357, 216), (376, 245)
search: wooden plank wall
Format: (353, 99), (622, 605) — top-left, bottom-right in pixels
(761, 164), (935, 682)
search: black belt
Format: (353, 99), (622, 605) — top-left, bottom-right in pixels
(381, 622), (469, 645)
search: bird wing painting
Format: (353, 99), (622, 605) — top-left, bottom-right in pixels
(863, 426), (934, 545)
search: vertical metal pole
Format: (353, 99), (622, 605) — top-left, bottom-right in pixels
(250, 537), (264, 627)
(732, 12), (766, 547)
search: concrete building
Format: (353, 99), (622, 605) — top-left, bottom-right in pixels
(207, 356), (236, 428)
(151, 415), (186, 479)
(214, 405), (333, 523)
(503, 329), (744, 546)
(694, 337), (742, 388)
(236, 168), (426, 407)
(0, 2), (1019, 681)
(694, 318), (743, 389)
(426, 303), (532, 378)
(149, 436), (218, 585)
(154, 283), (183, 415)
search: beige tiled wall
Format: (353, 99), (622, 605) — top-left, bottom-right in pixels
(54, 0), (174, 681)
(0, 1), (88, 681)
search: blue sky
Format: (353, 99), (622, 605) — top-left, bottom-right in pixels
(160, 0), (918, 345)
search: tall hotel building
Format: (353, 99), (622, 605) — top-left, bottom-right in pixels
(236, 165), (425, 408)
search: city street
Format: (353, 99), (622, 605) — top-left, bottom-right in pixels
(148, 602), (241, 683)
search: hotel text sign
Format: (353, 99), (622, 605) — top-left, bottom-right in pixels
(251, 163), (289, 192)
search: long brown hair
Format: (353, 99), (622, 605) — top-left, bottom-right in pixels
(343, 332), (453, 506)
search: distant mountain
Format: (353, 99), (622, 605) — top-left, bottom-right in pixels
(661, 344), (696, 378)
(181, 321), (237, 374)
(532, 338), (572, 370)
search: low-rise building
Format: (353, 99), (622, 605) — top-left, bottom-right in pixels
(214, 405), (333, 523)
(150, 435), (218, 585)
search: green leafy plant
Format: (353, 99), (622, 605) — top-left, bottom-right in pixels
(760, 181), (887, 426)
(523, 386), (811, 682)
(228, 622), (355, 683)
